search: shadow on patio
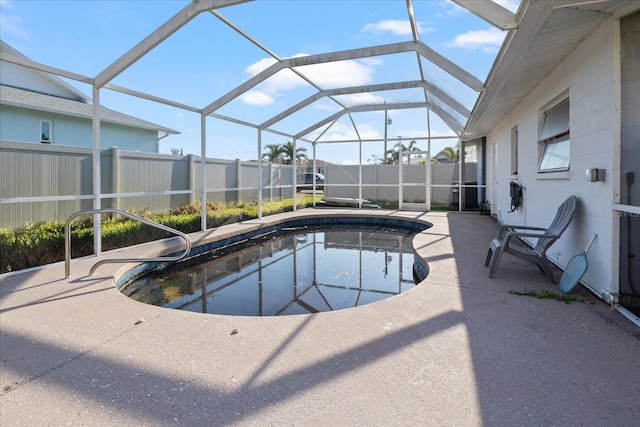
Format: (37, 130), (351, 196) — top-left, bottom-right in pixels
(1, 211), (638, 425)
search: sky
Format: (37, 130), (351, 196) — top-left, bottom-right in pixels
(0, 0), (520, 164)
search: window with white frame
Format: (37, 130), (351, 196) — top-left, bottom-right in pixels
(537, 98), (570, 172)
(40, 120), (52, 143)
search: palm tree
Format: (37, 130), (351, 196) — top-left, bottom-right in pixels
(262, 143), (285, 163)
(435, 146), (459, 163)
(281, 141), (308, 165)
(384, 147), (399, 164)
(405, 140), (419, 152)
(384, 140), (420, 164)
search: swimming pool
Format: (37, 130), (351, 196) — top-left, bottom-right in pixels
(117, 217), (431, 316)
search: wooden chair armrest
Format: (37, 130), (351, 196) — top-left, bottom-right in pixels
(504, 231), (561, 240)
(496, 224), (547, 239)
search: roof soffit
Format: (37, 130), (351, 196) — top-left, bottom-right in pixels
(463, 0), (638, 139)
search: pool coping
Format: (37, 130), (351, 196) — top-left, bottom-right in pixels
(115, 214), (433, 312)
(113, 211), (434, 298)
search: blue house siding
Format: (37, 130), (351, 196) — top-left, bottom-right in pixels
(1, 41), (178, 153)
(100, 123), (158, 152)
(0, 104), (158, 152)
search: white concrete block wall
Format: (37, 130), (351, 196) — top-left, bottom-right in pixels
(486, 18), (618, 295)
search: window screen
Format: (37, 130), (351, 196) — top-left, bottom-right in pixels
(538, 98), (569, 172)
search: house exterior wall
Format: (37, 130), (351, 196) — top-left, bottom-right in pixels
(486, 18), (619, 296)
(0, 104), (158, 152)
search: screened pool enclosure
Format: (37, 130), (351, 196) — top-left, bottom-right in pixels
(0, 0), (519, 247)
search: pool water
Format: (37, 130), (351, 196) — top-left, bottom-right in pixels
(121, 225), (424, 316)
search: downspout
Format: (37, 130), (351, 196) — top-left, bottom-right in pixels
(626, 172), (638, 294)
(156, 130), (170, 153)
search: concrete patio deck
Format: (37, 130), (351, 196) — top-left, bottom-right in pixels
(1, 209), (638, 426)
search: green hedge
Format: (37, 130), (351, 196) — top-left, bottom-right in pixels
(0, 197), (317, 274)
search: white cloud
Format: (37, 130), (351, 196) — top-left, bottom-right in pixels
(360, 57), (383, 67)
(363, 19), (410, 35)
(450, 27), (506, 53)
(334, 92), (387, 107)
(314, 103), (341, 112)
(245, 57), (279, 76)
(240, 91), (274, 105)
(0, 1), (30, 42)
(240, 54), (378, 105)
(311, 122), (381, 142)
(295, 60), (375, 87)
(362, 19), (434, 36)
(437, 0), (466, 17)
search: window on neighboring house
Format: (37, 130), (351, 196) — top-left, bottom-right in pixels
(40, 120), (52, 143)
(538, 98), (570, 172)
(511, 125), (518, 175)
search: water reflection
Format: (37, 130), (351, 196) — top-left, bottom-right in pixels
(124, 226), (420, 316)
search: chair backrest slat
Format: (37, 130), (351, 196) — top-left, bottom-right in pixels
(534, 195), (577, 254)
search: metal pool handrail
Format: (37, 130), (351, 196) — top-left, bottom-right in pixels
(65, 208), (192, 278)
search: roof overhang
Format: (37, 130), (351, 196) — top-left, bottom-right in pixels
(463, 0), (639, 140)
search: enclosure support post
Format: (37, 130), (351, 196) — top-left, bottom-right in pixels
(399, 153), (403, 211)
(269, 161), (273, 204)
(293, 138), (297, 212)
(358, 140), (363, 208)
(258, 130), (263, 219)
(110, 146), (119, 210)
(188, 154), (195, 205)
(200, 114), (207, 232)
(312, 143), (317, 207)
(92, 86), (102, 255)
(426, 105), (432, 210)
(236, 158), (242, 204)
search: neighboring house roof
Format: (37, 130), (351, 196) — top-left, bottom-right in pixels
(0, 40), (88, 102)
(0, 40), (178, 136)
(433, 154), (451, 162)
(0, 84), (179, 135)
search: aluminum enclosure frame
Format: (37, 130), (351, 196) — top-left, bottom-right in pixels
(0, 0), (519, 253)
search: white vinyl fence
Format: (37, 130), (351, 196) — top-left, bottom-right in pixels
(323, 163), (484, 209)
(0, 141), (294, 230)
(1, 141), (486, 230)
